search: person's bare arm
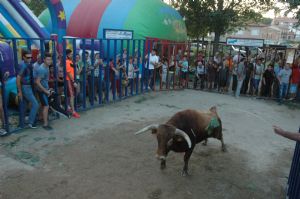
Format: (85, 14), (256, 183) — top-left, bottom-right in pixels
(273, 126), (300, 141)
(35, 77), (50, 96)
(16, 75), (23, 99)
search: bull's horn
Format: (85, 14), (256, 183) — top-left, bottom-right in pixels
(174, 129), (192, 149)
(135, 124), (159, 135)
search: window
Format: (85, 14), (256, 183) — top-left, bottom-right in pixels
(251, 29), (260, 36)
(236, 30), (244, 35)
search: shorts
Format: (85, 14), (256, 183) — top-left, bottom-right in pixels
(67, 80), (75, 97)
(290, 84), (298, 94)
(181, 71), (187, 79)
(38, 91), (49, 106)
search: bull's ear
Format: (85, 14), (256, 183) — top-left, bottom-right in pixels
(210, 106), (217, 113)
(151, 129), (157, 134)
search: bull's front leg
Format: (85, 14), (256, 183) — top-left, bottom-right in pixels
(202, 139), (208, 146)
(160, 148), (170, 170)
(182, 148), (194, 176)
(220, 137), (227, 152)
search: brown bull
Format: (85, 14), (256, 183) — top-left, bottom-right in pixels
(135, 106), (226, 176)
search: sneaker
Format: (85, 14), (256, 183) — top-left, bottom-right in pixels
(72, 112), (80, 119)
(28, 123), (37, 129)
(43, 125), (53, 131)
(0, 129), (8, 136)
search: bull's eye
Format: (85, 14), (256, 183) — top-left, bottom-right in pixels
(176, 137), (183, 142)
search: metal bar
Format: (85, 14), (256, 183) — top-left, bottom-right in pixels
(125, 39), (130, 96)
(173, 44), (177, 89)
(40, 39), (45, 58)
(62, 39), (68, 111)
(113, 39), (117, 101)
(98, 39), (103, 105)
(146, 40), (151, 92)
(131, 39), (135, 95)
(166, 43), (171, 90)
(141, 40), (146, 93)
(136, 40), (141, 94)
(119, 40), (123, 100)
(1, 77), (9, 132)
(13, 39), (24, 128)
(72, 38), (78, 111)
(91, 39), (95, 106)
(106, 40), (110, 102)
(82, 39), (87, 109)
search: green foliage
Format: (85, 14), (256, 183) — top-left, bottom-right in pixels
(171, 0), (273, 53)
(25, 0), (46, 16)
(283, 0), (300, 25)
(261, 17), (273, 25)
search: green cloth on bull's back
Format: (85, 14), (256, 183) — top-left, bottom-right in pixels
(205, 117), (220, 135)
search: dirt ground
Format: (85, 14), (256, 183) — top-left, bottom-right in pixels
(0, 90), (298, 199)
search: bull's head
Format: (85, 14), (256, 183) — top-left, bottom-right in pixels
(209, 106), (223, 140)
(135, 124), (192, 161)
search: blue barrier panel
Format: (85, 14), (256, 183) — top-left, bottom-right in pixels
(0, 37), (200, 134)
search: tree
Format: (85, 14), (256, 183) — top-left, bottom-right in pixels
(283, 0), (300, 25)
(178, 1), (211, 54)
(171, 0), (273, 54)
(25, 0), (46, 16)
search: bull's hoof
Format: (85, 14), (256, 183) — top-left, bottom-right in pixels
(160, 161), (166, 170)
(202, 142), (207, 146)
(181, 170), (190, 177)
(222, 146), (227, 152)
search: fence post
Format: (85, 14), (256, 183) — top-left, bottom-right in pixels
(136, 40), (141, 95)
(140, 40), (146, 93)
(131, 39), (135, 96)
(1, 78), (9, 132)
(125, 39), (130, 97)
(12, 39), (24, 128)
(146, 40), (151, 92)
(91, 39), (95, 106)
(106, 40), (110, 102)
(62, 39), (68, 111)
(113, 39), (117, 101)
(72, 38), (78, 111)
(82, 39), (87, 109)
(98, 39), (103, 105)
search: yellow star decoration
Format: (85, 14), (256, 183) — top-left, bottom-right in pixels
(58, 10), (66, 21)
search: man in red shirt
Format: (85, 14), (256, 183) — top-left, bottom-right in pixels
(66, 49), (80, 118)
(290, 62), (300, 100)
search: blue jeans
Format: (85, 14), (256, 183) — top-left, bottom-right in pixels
(144, 69), (154, 89)
(279, 83), (289, 102)
(22, 85), (39, 125)
(253, 78), (260, 94)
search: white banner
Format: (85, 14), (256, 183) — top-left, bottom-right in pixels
(286, 49), (296, 64)
(104, 29), (133, 40)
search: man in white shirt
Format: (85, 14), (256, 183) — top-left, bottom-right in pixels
(146, 49), (159, 90)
